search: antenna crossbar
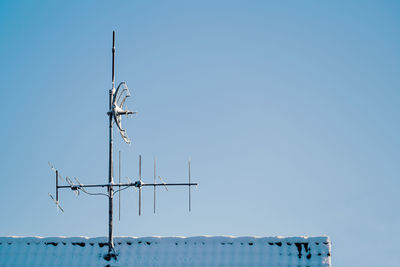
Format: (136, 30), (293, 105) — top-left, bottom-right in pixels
(56, 182), (198, 189)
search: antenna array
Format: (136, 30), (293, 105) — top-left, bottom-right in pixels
(48, 32), (198, 257)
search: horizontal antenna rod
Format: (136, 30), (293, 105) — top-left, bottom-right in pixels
(57, 182), (198, 189)
(142, 183), (198, 187)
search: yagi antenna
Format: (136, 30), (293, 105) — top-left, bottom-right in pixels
(48, 31), (199, 258)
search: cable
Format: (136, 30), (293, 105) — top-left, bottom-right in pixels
(78, 187), (109, 197)
(113, 185), (132, 195)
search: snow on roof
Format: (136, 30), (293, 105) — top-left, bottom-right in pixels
(0, 236), (331, 266)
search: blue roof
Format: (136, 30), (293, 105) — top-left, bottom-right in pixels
(0, 236), (331, 266)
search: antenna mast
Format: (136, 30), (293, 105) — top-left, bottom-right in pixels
(108, 30), (116, 252)
(48, 31), (198, 258)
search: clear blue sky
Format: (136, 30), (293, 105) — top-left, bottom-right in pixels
(1, 1), (399, 266)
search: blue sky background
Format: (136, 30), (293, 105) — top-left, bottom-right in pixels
(1, 1), (399, 266)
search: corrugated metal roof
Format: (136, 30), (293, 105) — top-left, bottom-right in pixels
(0, 236), (331, 266)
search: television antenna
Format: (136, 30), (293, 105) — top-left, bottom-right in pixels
(48, 31), (198, 257)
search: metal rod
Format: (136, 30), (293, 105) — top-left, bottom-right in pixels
(119, 150), (121, 221)
(139, 155), (142, 216)
(58, 183), (198, 189)
(56, 170), (59, 202)
(58, 184), (109, 188)
(57, 182), (198, 189)
(112, 31), (115, 90)
(154, 158), (156, 213)
(188, 159), (191, 212)
(108, 30), (116, 253)
(139, 155), (141, 180)
(142, 183), (198, 187)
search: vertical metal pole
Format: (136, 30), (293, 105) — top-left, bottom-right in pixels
(153, 158), (156, 213)
(188, 159), (191, 212)
(108, 31), (116, 253)
(112, 31), (115, 90)
(56, 170), (59, 202)
(138, 155), (142, 216)
(119, 150), (121, 221)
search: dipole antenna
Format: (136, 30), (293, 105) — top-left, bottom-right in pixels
(48, 31), (198, 258)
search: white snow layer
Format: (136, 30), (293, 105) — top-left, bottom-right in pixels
(0, 236), (331, 266)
